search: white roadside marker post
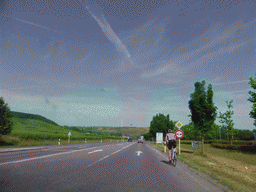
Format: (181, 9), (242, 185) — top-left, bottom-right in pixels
(68, 131), (71, 144)
(58, 139), (61, 145)
(85, 139), (87, 143)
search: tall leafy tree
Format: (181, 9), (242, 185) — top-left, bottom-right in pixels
(0, 97), (13, 136)
(218, 100), (235, 145)
(188, 81), (218, 155)
(248, 72), (256, 127)
(145, 113), (176, 141)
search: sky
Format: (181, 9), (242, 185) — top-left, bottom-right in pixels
(1, 0), (256, 130)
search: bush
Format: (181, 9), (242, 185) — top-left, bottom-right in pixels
(239, 142), (256, 152)
(211, 141), (256, 152)
(211, 142), (240, 150)
(0, 97), (13, 136)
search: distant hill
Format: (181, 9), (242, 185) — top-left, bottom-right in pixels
(10, 111), (59, 126)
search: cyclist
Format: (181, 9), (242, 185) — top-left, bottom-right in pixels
(165, 129), (177, 162)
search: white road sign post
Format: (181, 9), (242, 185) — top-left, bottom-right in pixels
(156, 132), (163, 144)
(175, 121), (183, 155)
(68, 131), (71, 144)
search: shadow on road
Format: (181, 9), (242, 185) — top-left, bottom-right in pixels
(160, 160), (171, 165)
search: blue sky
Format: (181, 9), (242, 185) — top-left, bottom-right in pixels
(1, 0), (256, 130)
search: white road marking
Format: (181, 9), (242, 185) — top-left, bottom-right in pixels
(98, 155), (109, 161)
(45, 143), (136, 186)
(136, 151), (143, 156)
(86, 143), (135, 168)
(88, 149), (102, 154)
(0, 144), (116, 166)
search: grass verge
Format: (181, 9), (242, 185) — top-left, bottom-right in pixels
(0, 135), (123, 147)
(147, 141), (256, 192)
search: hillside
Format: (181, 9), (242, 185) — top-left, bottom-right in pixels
(7, 111), (149, 141)
(10, 111), (59, 126)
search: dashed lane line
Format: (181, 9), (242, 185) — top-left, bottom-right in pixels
(47, 142), (135, 187)
(0, 143), (126, 166)
(88, 149), (103, 154)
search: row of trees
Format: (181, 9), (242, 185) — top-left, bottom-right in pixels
(145, 73), (256, 155)
(178, 121), (255, 141)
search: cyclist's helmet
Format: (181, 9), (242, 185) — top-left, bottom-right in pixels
(168, 129), (172, 133)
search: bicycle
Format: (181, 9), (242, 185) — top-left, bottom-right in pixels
(170, 145), (177, 167)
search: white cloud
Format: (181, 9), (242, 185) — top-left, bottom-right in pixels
(141, 61), (187, 78)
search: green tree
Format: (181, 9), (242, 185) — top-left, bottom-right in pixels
(188, 81), (218, 156)
(180, 121), (199, 140)
(218, 100), (235, 145)
(146, 113), (176, 141)
(248, 72), (256, 126)
(219, 124), (229, 140)
(205, 122), (220, 140)
(0, 97), (13, 136)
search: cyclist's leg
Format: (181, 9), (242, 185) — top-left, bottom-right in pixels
(170, 142), (174, 160)
(169, 147), (172, 161)
(167, 143), (171, 160)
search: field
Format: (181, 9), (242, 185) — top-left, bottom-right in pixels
(103, 126), (149, 138)
(0, 112), (149, 147)
(149, 141), (256, 192)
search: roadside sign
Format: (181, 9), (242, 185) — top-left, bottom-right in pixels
(176, 121), (183, 129)
(175, 130), (184, 139)
(156, 132), (163, 143)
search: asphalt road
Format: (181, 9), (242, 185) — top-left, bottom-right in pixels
(0, 142), (233, 192)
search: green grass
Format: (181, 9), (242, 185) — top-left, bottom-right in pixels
(148, 141), (256, 192)
(0, 135), (124, 147)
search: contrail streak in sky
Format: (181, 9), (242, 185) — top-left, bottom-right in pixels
(85, 7), (133, 66)
(13, 18), (57, 32)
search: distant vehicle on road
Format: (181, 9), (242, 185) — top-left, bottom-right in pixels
(138, 136), (144, 143)
(128, 138), (132, 142)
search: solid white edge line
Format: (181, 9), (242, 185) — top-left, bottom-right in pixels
(98, 155), (109, 161)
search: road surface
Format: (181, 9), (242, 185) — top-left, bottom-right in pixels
(0, 142), (233, 192)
